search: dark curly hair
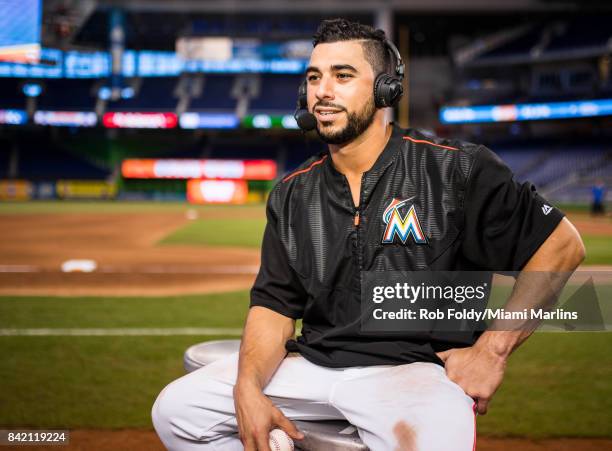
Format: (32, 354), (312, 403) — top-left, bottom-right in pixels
(312, 18), (391, 76)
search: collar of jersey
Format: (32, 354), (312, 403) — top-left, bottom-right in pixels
(322, 123), (404, 210)
(325, 122), (404, 178)
(324, 122), (403, 181)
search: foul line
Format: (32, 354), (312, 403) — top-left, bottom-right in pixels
(99, 265), (259, 274)
(0, 265), (40, 273)
(0, 328), (244, 336)
(0, 265), (259, 274)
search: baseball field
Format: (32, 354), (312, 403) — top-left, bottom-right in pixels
(1, 201), (611, 451)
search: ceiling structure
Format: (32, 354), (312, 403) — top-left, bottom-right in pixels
(96, 0), (609, 13)
(42, 0), (612, 52)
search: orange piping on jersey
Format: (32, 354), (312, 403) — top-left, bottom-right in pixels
(403, 135), (459, 151)
(282, 155), (328, 183)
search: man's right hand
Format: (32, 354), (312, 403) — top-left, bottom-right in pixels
(233, 380), (304, 451)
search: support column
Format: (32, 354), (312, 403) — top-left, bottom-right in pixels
(398, 24), (410, 128)
(109, 8), (125, 102)
(375, 8), (399, 124)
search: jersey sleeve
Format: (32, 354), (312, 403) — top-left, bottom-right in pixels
(461, 146), (565, 271)
(249, 190), (307, 319)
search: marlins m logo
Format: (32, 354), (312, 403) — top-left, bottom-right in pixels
(382, 198), (427, 244)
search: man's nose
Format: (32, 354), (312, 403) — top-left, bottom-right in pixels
(315, 74), (335, 101)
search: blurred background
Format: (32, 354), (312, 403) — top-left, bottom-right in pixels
(0, 0), (611, 204)
(0, 1), (611, 450)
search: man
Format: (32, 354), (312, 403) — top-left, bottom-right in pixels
(591, 179), (606, 215)
(152, 19), (585, 451)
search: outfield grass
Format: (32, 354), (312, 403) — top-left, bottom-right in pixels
(0, 292), (250, 329)
(159, 218), (266, 248)
(0, 292), (250, 429)
(582, 235), (612, 265)
(0, 200), (266, 215)
(479, 332), (612, 437)
(1, 335), (239, 428)
(158, 226), (612, 263)
(1, 293), (611, 436)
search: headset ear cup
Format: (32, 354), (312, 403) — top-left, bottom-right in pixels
(373, 73), (389, 108)
(374, 74), (403, 108)
(387, 79), (403, 107)
(373, 38), (405, 109)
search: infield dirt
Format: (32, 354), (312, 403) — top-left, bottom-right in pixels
(0, 212), (259, 296)
(1, 211), (610, 296)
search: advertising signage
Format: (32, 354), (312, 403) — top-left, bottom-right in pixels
(187, 179), (248, 204)
(0, 109), (27, 125)
(103, 112), (178, 129)
(34, 111), (97, 127)
(440, 98), (612, 124)
(122, 159), (277, 181)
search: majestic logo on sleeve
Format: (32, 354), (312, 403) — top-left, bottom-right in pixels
(382, 198), (428, 244)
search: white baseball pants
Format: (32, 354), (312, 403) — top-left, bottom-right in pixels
(152, 352), (476, 451)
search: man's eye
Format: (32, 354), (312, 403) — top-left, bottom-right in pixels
(307, 75), (319, 81)
(337, 73), (352, 79)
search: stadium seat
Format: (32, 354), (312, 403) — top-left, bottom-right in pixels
(184, 340), (369, 451)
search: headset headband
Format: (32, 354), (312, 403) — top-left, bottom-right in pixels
(383, 38), (405, 81)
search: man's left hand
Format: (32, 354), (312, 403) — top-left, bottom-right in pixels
(436, 343), (507, 415)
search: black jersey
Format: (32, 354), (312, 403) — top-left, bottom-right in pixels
(250, 123), (564, 368)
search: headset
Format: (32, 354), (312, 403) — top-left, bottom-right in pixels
(294, 38), (405, 131)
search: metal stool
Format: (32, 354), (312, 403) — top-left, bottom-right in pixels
(184, 340), (368, 451)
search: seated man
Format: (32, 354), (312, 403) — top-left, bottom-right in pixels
(152, 18), (584, 451)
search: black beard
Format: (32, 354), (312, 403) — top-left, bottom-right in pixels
(316, 98), (377, 145)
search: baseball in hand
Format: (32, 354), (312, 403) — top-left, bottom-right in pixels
(268, 428), (294, 451)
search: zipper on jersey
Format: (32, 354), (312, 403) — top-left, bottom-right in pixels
(355, 173), (367, 272)
(351, 205), (363, 312)
(342, 173), (366, 272)
(354, 207), (362, 272)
